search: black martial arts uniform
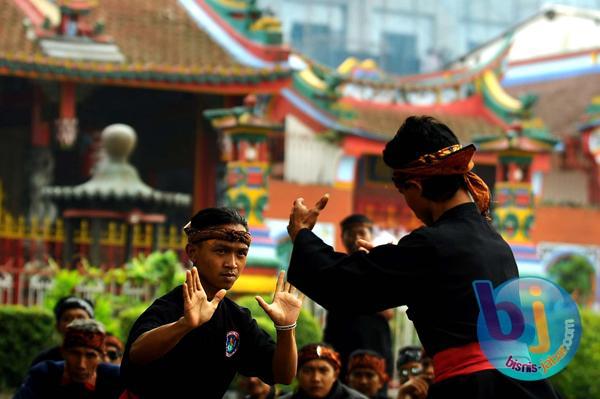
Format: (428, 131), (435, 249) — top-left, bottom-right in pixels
(288, 203), (562, 399)
(121, 285), (276, 399)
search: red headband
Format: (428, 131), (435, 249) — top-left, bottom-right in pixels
(298, 345), (342, 371)
(347, 353), (389, 383)
(63, 329), (105, 354)
(184, 224), (252, 246)
(392, 144), (491, 218)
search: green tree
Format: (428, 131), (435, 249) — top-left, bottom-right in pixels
(551, 310), (600, 398)
(548, 255), (595, 305)
(42, 251), (185, 340)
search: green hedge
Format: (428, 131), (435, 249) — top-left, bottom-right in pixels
(0, 306), (56, 390)
(551, 309), (600, 399)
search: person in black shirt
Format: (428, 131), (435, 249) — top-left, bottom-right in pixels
(285, 116), (561, 398)
(30, 296), (95, 367)
(323, 214), (393, 382)
(15, 319), (121, 399)
(121, 207), (304, 398)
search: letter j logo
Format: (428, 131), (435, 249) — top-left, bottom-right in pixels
(473, 277), (582, 381)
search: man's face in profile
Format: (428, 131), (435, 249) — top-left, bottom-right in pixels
(342, 223), (373, 254)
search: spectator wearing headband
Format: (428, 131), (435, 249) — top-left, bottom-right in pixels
(346, 350), (389, 399)
(30, 296), (95, 367)
(280, 344), (367, 399)
(15, 319), (122, 399)
(121, 207), (304, 398)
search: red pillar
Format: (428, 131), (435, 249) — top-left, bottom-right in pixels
(193, 98), (217, 211)
(60, 82), (76, 119)
(32, 86), (50, 147)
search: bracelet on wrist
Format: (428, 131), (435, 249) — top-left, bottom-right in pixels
(275, 322), (297, 331)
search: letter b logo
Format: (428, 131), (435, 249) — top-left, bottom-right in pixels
(473, 281), (525, 341)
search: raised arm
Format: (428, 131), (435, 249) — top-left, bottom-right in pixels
(255, 271), (304, 384)
(129, 267), (226, 365)
(294, 228), (436, 311)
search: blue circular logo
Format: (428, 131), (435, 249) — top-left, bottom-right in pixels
(474, 277), (581, 380)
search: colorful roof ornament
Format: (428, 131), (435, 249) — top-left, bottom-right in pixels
(474, 119), (559, 152)
(292, 62), (356, 122)
(475, 68), (537, 124)
(337, 57), (387, 81)
(180, 0), (290, 67)
(0, 0), (291, 92)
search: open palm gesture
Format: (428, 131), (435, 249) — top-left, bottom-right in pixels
(182, 267), (226, 329)
(256, 271), (304, 327)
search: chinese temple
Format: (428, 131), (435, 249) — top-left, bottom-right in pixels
(0, 0), (599, 306)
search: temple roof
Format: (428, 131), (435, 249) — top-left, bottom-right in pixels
(0, 0), (290, 92)
(507, 73), (600, 137)
(345, 97), (506, 144)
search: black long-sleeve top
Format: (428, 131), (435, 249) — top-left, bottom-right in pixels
(288, 203), (519, 357)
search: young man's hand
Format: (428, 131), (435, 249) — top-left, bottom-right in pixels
(287, 194), (329, 242)
(355, 238), (374, 253)
(256, 271), (304, 327)
(181, 267), (226, 329)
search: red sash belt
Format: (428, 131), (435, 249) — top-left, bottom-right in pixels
(119, 390), (139, 399)
(432, 342), (495, 384)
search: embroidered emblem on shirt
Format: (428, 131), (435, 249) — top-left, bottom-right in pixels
(225, 330), (240, 358)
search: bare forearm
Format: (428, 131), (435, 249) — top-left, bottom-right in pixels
(272, 329), (297, 384)
(129, 318), (194, 365)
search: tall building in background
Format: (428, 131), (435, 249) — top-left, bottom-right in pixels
(258, 0), (600, 74)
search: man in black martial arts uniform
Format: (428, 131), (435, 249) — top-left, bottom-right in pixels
(285, 116), (562, 398)
(121, 207), (304, 398)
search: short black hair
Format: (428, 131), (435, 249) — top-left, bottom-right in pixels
(340, 214), (373, 232)
(54, 296), (95, 321)
(383, 116), (466, 202)
(396, 346), (424, 368)
(189, 207), (248, 232)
